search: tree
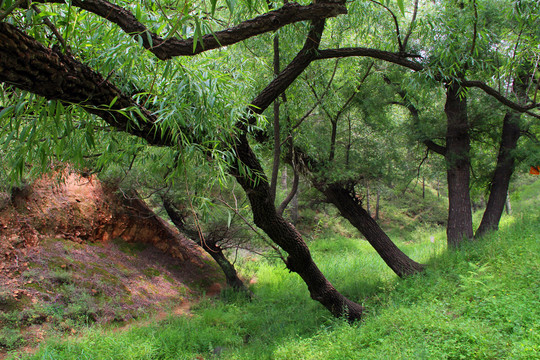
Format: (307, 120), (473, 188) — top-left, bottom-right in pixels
(0, 1), (366, 321)
(1, 0), (538, 320)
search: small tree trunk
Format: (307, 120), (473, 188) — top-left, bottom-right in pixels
(444, 83), (474, 247)
(269, 35), (281, 204)
(162, 199), (252, 295)
(375, 188), (380, 221)
(422, 176), (425, 199)
(321, 183), (424, 277)
(366, 181), (371, 217)
(505, 190), (511, 215)
(476, 112), (520, 237)
(291, 188), (299, 225)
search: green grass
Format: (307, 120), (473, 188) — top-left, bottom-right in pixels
(7, 180), (539, 359)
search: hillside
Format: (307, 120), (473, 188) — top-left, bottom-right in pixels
(0, 171), (225, 356)
(2, 179), (537, 359)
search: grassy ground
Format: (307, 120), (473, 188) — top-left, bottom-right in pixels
(6, 180), (539, 359)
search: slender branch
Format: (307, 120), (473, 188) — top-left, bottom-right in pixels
(217, 198), (286, 262)
(316, 47), (540, 116)
(402, 0), (418, 52)
(292, 59), (340, 129)
(469, 0), (478, 57)
(316, 47), (423, 71)
(0, 0), (26, 21)
(32, 0), (346, 60)
(32, 4), (69, 53)
(462, 80), (540, 117)
(383, 75), (447, 156)
(367, 0), (403, 52)
(277, 166), (299, 216)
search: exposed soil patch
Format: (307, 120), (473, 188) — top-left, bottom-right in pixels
(0, 170), (224, 357)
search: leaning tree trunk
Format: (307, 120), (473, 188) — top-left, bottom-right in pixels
(162, 199), (251, 295)
(232, 132), (364, 321)
(444, 83), (474, 247)
(288, 146), (424, 277)
(320, 184), (424, 277)
(476, 112), (521, 237)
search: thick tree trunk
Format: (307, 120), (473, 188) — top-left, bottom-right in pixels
(232, 133), (364, 321)
(162, 199), (252, 295)
(320, 184), (424, 277)
(444, 83), (474, 247)
(476, 112), (521, 237)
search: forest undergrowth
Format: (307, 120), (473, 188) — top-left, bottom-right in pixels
(6, 180), (540, 360)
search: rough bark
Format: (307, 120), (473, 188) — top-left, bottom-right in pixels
(475, 112), (521, 237)
(162, 199), (251, 295)
(0, 22), (169, 146)
(444, 83), (474, 247)
(319, 184), (424, 276)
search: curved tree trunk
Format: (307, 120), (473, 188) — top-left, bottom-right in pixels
(476, 112), (521, 237)
(320, 184), (424, 277)
(444, 83), (474, 247)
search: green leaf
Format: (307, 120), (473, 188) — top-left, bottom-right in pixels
(210, 0), (217, 16)
(396, 0), (405, 15)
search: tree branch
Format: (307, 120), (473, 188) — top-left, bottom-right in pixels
(0, 22), (174, 146)
(367, 0), (403, 52)
(316, 48), (540, 117)
(32, 0), (346, 60)
(316, 47), (423, 71)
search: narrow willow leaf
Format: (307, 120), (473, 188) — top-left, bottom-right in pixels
(396, 0), (405, 15)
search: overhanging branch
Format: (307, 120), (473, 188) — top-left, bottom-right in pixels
(33, 0), (346, 60)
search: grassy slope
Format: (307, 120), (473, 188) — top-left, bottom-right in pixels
(9, 180), (540, 360)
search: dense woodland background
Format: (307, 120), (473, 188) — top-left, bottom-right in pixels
(0, 0), (539, 358)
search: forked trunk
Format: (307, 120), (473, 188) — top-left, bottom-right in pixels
(321, 184), (424, 277)
(444, 83), (474, 247)
(476, 112), (521, 237)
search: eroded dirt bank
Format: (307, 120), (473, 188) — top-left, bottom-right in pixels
(0, 171), (224, 355)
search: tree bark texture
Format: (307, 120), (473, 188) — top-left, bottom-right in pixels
(444, 83), (474, 247)
(0, 22), (170, 146)
(320, 184), (424, 277)
(475, 112), (521, 237)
